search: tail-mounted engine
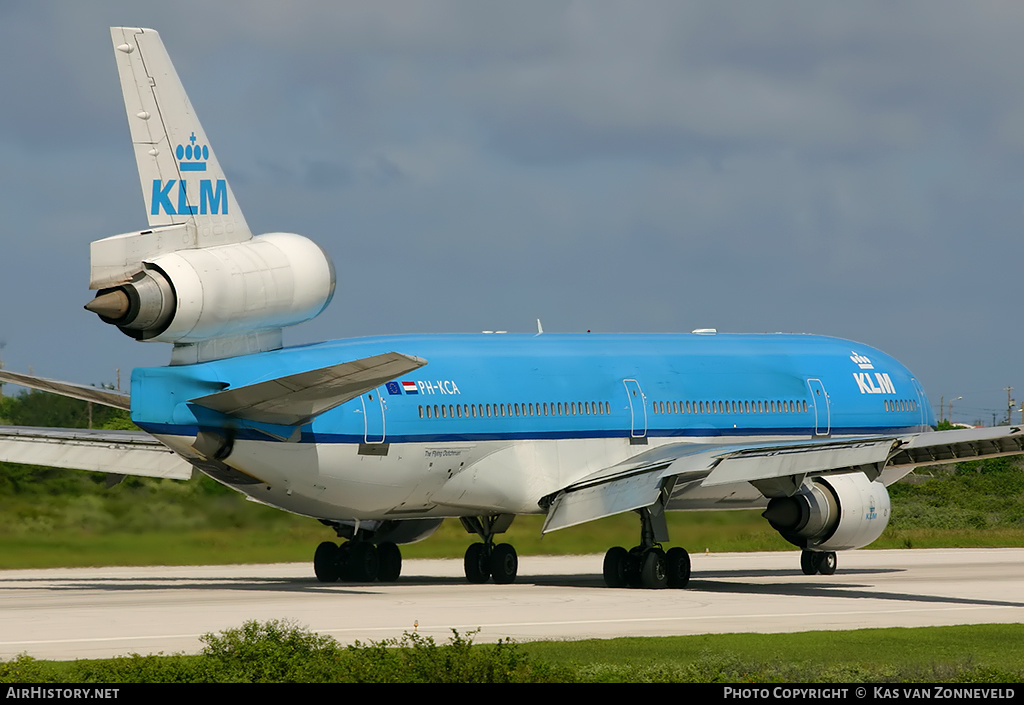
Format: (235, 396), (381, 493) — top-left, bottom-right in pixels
(761, 472), (890, 551)
(86, 228), (335, 350)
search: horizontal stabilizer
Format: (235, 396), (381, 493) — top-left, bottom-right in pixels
(0, 426), (192, 479)
(0, 370), (130, 410)
(189, 351), (428, 426)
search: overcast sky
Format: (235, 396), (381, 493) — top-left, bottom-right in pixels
(1, 1), (1023, 425)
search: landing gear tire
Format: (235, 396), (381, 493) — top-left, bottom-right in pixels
(603, 546), (629, 588)
(464, 543), (491, 583)
(625, 546), (644, 588)
(800, 550), (821, 575)
(640, 549), (667, 589)
(665, 547), (691, 588)
(818, 551), (837, 575)
(377, 542), (402, 582)
(314, 541), (342, 583)
(346, 542), (379, 582)
(801, 550), (837, 575)
(490, 543), (518, 584)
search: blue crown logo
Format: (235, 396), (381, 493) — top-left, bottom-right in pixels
(175, 132), (208, 172)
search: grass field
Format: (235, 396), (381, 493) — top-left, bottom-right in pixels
(2, 623), (1021, 683)
(518, 624), (1024, 682)
(2, 508), (1023, 570)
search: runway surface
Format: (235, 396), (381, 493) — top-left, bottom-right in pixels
(1, 548), (1022, 660)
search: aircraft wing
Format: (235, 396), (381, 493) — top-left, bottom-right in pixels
(0, 426), (193, 479)
(540, 425), (1024, 534)
(189, 351), (428, 426)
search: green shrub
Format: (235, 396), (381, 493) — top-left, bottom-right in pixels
(199, 619), (342, 683)
(341, 629), (567, 683)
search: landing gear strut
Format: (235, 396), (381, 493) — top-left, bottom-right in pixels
(602, 506), (690, 589)
(460, 515), (518, 584)
(800, 549), (837, 576)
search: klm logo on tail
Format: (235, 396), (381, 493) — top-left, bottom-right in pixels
(151, 133), (228, 216)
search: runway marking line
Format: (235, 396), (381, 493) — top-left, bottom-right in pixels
(0, 603), (1016, 648)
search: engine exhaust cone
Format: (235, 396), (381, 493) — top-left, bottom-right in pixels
(85, 290), (130, 320)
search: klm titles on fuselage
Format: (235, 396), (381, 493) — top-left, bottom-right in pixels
(150, 133), (228, 216)
(848, 353), (896, 395)
(854, 372), (896, 395)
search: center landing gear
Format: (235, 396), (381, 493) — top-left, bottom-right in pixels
(460, 515), (518, 584)
(800, 549), (837, 575)
(602, 506), (691, 589)
(313, 540), (402, 583)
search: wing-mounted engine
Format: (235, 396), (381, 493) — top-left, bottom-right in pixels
(761, 472), (891, 551)
(86, 230), (335, 363)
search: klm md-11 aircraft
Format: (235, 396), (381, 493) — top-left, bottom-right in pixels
(2, 28), (1023, 589)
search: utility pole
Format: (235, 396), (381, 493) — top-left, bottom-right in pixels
(1006, 386), (1015, 427)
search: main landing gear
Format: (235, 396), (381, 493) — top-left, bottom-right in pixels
(800, 549), (837, 576)
(460, 515), (518, 584)
(314, 540), (403, 583)
(602, 506), (691, 589)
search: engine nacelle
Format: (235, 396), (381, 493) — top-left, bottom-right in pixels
(762, 472), (890, 551)
(87, 232), (335, 344)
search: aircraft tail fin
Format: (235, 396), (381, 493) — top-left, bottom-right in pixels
(110, 26), (250, 245)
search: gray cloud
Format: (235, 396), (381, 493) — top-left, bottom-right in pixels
(1, 1), (1023, 422)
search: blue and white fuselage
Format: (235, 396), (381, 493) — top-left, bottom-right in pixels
(130, 332), (933, 522)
